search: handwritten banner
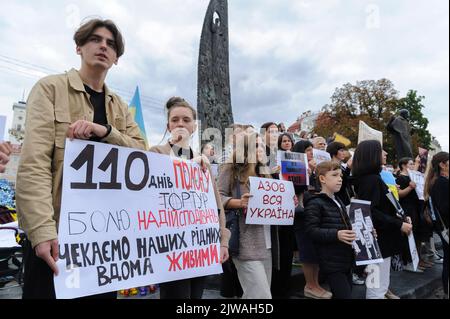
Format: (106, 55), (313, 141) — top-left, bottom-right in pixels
(54, 140), (222, 299)
(246, 177), (295, 225)
(277, 151), (309, 186)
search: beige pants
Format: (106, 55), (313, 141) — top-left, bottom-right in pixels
(233, 251), (272, 299)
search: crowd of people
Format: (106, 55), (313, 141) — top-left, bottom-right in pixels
(0, 18), (448, 300)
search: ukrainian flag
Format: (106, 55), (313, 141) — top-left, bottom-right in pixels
(128, 86), (148, 147)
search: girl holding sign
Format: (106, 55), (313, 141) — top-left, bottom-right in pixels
(396, 157), (430, 272)
(149, 97), (230, 299)
(424, 152), (449, 298)
(218, 133), (280, 299)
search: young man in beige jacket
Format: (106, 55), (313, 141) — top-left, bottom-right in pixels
(16, 19), (146, 299)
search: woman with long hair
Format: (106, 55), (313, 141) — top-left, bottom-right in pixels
(352, 140), (411, 299)
(424, 152), (449, 297)
(218, 133), (282, 299)
(270, 132), (296, 298)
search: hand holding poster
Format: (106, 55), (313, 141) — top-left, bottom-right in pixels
(358, 121), (383, 146)
(348, 199), (384, 266)
(246, 176), (295, 225)
(408, 169), (425, 200)
(54, 140), (222, 299)
(313, 149), (331, 165)
(277, 151), (309, 186)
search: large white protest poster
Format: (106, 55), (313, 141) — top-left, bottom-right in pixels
(313, 149), (331, 165)
(54, 140), (222, 299)
(245, 177), (295, 226)
(408, 170), (425, 201)
(348, 199), (384, 266)
(358, 121), (383, 146)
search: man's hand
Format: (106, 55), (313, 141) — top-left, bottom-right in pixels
(0, 142), (12, 173)
(35, 239), (59, 275)
(67, 120), (108, 140)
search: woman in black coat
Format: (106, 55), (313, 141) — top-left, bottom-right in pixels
(352, 140), (412, 299)
(424, 152), (449, 296)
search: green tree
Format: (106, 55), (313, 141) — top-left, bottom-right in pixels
(316, 79), (398, 163)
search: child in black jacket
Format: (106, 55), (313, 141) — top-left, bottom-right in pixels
(304, 161), (356, 299)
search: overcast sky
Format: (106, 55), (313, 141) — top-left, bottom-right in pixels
(0, 0), (448, 151)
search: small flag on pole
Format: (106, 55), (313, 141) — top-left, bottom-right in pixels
(128, 86), (148, 147)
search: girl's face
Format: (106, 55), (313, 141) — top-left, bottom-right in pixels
(168, 106), (196, 142)
(305, 146), (314, 161)
(256, 136), (267, 164)
(265, 125), (279, 148)
(281, 135), (293, 151)
(406, 160), (415, 171)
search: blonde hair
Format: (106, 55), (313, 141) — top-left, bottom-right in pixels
(227, 133), (271, 183)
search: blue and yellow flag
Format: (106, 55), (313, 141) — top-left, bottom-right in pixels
(128, 86), (148, 147)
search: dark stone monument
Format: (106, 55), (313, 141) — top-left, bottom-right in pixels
(197, 0), (234, 147)
(387, 109), (414, 159)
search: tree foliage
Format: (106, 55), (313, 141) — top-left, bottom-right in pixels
(314, 79), (433, 165)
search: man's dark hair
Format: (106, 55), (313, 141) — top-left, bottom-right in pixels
(74, 18), (125, 57)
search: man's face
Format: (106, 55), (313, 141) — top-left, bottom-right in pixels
(77, 27), (118, 71)
(314, 138), (327, 151)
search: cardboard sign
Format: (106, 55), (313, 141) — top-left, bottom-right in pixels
(245, 176), (295, 225)
(54, 140), (222, 299)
